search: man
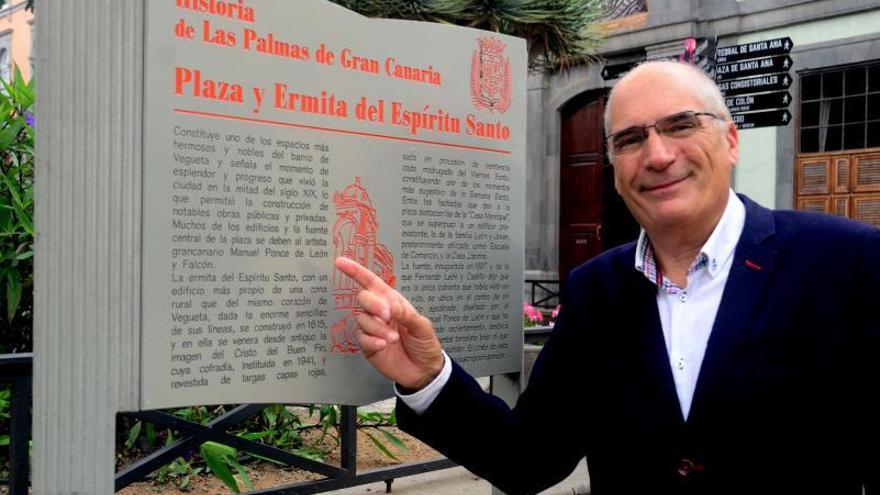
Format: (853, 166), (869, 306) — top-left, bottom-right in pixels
(335, 61), (879, 494)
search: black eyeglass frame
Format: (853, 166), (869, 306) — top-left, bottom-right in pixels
(606, 110), (723, 155)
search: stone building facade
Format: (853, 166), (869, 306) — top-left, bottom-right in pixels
(525, 0), (880, 284)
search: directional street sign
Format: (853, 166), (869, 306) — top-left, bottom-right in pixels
(731, 109), (791, 130)
(601, 60), (640, 80)
(715, 55), (793, 82)
(715, 36), (795, 129)
(724, 90), (791, 113)
(715, 37), (793, 64)
(717, 72), (792, 96)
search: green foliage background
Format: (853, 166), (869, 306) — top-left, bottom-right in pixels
(0, 67), (34, 354)
(333, 0), (607, 69)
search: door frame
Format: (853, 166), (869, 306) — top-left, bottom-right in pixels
(558, 89), (609, 284)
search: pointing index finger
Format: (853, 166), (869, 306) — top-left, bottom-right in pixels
(334, 257), (393, 295)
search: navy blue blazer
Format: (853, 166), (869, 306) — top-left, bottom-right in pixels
(398, 196), (880, 495)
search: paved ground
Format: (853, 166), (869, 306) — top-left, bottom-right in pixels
(323, 461), (589, 495)
(331, 379), (591, 495)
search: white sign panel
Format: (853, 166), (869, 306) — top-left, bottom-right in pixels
(142, 0), (526, 409)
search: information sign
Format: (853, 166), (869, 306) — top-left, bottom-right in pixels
(715, 55), (792, 82)
(731, 109), (791, 129)
(717, 72), (792, 96)
(601, 60), (640, 80)
(724, 90), (791, 113)
(141, 0), (526, 408)
(714, 37), (793, 64)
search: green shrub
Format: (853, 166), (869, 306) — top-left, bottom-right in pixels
(117, 404), (405, 492)
(0, 66), (34, 354)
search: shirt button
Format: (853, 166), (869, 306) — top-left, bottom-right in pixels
(679, 292), (688, 303)
(677, 359), (685, 370)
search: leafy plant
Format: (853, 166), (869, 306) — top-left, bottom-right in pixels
(200, 441), (253, 493)
(332, 0), (608, 69)
(0, 66), (35, 353)
(0, 386), (10, 449)
(149, 430), (205, 491)
(357, 409), (406, 461)
(118, 404), (408, 491)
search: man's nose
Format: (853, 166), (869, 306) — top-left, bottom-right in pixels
(642, 127), (675, 170)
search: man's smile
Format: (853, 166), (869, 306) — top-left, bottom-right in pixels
(640, 173), (692, 193)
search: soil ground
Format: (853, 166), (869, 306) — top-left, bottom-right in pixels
(118, 425), (443, 495)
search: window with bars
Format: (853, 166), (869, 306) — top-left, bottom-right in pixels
(796, 62), (880, 228)
(799, 63), (880, 153)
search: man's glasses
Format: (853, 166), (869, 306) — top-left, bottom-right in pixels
(607, 111), (722, 156)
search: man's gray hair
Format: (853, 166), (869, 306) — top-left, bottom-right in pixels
(603, 60), (732, 138)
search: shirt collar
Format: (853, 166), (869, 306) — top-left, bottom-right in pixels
(634, 189), (746, 287)
(700, 189), (745, 278)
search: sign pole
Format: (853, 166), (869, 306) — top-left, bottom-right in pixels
(35, 0), (144, 492)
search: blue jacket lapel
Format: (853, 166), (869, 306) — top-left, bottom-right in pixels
(624, 261), (686, 425)
(688, 195), (778, 422)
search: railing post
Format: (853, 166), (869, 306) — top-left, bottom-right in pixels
(8, 373), (32, 495)
(341, 406), (358, 475)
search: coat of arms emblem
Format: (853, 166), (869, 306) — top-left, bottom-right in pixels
(470, 37), (512, 113)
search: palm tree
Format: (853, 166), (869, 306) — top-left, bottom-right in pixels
(333, 0), (608, 69)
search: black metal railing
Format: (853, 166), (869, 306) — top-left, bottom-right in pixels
(0, 353), (32, 495)
(525, 279), (560, 309)
(0, 354), (456, 494)
(116, 404), (456, 493)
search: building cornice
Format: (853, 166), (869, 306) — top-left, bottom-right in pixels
(600, 0), (879, 56)
(0, 1), (29, 18)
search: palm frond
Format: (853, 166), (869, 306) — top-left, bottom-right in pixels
(335, 0), (608, 71)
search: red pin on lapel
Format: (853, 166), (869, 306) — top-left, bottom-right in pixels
(744, 259), (763, 271)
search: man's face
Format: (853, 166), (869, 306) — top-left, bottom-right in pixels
(608, 68), (739, 233)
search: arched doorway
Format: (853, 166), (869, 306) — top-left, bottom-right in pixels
(559, 91), (639, 284)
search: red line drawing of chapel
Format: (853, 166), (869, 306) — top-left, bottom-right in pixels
(331, 177), (395, 354)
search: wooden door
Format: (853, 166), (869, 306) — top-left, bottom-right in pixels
(559, 93), (606, 283)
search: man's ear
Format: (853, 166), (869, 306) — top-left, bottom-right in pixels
(725, 121), (739, 167)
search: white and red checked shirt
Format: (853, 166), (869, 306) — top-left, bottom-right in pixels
(401, 190), (745, 421)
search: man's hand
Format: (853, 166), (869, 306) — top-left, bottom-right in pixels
(334, 257), (445, 391)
